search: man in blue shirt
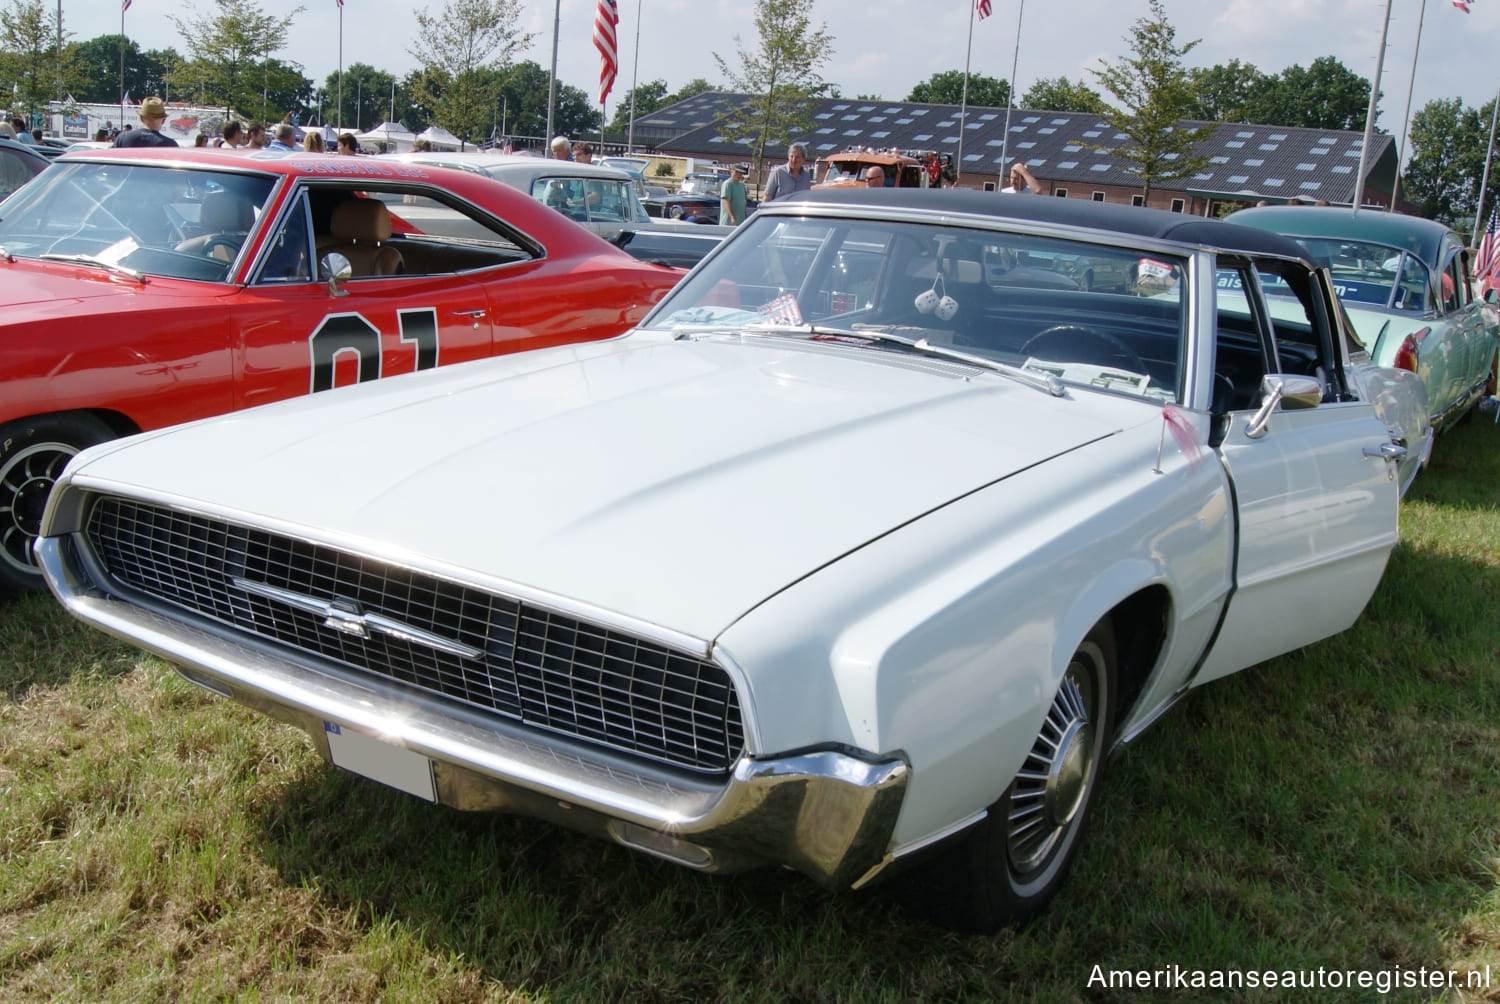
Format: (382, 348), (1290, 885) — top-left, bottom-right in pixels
(764, 144), (811, 202)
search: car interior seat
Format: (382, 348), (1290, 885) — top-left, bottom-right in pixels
(321, 198), (405, 277)
(175, 189), (255, 261)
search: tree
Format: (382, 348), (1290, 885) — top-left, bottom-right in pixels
(169, 0), (303, 113)
(66, 36), (174, 105)
(713, 0), (833, 181)
(409, 0), (532, 145)
(1021, 76), (1106, 114)
(1088, 0), (1212, 200)
(0, 0), (70, 111)
(1403, 97), (1495, 234)
(1186, 59), (1264, 121)
(322, 63), (397, 131)
(488, 60), (598, 145)
(907, 69), (1009, 109)
(1244, 56), (1372, 131)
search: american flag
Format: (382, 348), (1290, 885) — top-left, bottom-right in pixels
(1474, 208), (1498, 280)
(594, 0), (619, 105)
(336, 0), (343, 7)
(121, 0), (131, 10)
(1452, 0), (1471, 11)
(758, 293), (804, 326)
(977, 0), (992, 19)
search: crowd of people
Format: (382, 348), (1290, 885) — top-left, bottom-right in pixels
(84, 96), (363, 155)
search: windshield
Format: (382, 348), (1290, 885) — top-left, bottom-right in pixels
(642, 214), (1189, 403)
(1281, 236), (1430, 312)
(0, 161), (275, 282)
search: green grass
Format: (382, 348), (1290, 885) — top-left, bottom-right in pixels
(3, 419), (1499, 1002)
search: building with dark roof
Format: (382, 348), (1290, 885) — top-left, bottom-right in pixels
(633, 93), (1401, 216)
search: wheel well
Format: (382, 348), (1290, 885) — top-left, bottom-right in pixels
(4, 409), (140, 441)
(1103, 586), (1170, 723)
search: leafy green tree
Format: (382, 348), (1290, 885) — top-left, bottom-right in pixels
(66, 36), (167, 104)
(408, 0), (532, 145)
(713, 0), (833, 180)
(1403, 97), (1496, 233)
(488, 60), (598, 145)
(1088, 0), (1212, 200)
(1244, 56), (1372, 131)
(1020, 76), (1106, 114)
(168, 0), (301, 114)
(0, 0), (70, 110)
(1186, 59), (1264, 121)
(907, 69), (1009, 108)
(322, 62), (397, 131)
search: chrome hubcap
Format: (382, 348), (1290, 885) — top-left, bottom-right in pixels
(1007, 664), (1096, 876)
(1, 442), (78, 574)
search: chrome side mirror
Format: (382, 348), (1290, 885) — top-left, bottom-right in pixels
(320, 252), (352, 297)
(1244, 374), (1323, 439)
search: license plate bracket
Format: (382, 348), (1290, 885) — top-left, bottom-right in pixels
(324, 720), (436, 802)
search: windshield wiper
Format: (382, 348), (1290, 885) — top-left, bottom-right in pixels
(724, 323), (1068, 397)
(39, 253), (146, 283)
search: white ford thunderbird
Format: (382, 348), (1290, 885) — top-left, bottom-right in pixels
(38, 189), (1431, 930)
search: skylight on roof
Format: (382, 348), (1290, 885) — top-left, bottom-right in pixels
(1058, 160), (1078, 169)
(1245, 158), (1263, 166)
(1228, 174), (1249, 184)
(1296, 162), (1315, 171)
(1263, 178), (1284, 187)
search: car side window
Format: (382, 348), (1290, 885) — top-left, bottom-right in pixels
(256, 191), (313, 283)
(1254, 259), (1343, 400)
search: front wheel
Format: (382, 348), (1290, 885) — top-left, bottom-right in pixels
(0, 414), (117, 592)
(903, 620), (1116, 932)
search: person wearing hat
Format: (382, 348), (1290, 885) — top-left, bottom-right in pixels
(721, 164), (749, 225)
(113, 97), (179, 148)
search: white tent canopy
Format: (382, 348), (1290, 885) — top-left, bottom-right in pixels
(356, 121), (416, 152)
(416, 126), (464, 150)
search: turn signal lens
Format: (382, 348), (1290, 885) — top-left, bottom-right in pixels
(1393, 334), (1419, 373)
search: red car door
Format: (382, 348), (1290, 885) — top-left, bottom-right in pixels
(229, 273), (494, 411)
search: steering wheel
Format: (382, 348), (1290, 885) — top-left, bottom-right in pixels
(200, 236), (243, 262)
(1020, 324), (1148, 375)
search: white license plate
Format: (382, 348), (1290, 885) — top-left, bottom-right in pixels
(324, 721), (436, 802)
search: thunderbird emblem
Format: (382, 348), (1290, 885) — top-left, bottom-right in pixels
(230, 577), (483, 660)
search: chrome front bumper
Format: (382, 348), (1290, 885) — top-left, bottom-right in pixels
(37, 535), (909, 890)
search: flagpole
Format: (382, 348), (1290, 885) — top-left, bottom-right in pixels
(1471, 86), (1499, 244)
(546, 0), (561, 144)
(958, 1), (975, 182)
(1351, 0), (1392, 214)
(119, 2), (126, 126)
(626, 0), (642, 152)
(337, 1), (344, 130)
(999, 0), (1026, 180)
(1389, 0), (1426, 212)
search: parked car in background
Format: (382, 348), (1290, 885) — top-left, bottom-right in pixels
(380, 151), (680, 240)
(645, 170), (733, 222)
(595, 155), (668, 200)
(0, 136), (49, 199)
(0, 147), (679, 591)
(39, 190), (1432, 930)
(814, 147), (930, 189)
(1231, 206), (1499, 434)
(607, 222), (731, 270)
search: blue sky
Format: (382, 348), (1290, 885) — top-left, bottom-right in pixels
(76, 0), (1499, 138)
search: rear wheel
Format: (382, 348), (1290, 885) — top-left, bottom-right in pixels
(668, 204), (686, 219)
(903, 620), (1116, 932)
(0, 414), (117, 592)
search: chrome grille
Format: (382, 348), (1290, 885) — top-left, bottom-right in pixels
(85, 496), (744, 773)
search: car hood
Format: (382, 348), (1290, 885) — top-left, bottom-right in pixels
(0, 262), (153, 307)
(66, 335), (1147, 642)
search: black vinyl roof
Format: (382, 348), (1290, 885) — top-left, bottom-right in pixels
(771, 186), (1319, 266)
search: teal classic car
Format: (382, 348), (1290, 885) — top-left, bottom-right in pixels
(1230, 206), (1499, 433)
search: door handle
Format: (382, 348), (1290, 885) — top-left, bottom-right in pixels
(451, 308), (487, 328)
(1363, 442), (1408, 462)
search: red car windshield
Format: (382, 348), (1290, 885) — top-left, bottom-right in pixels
(0, 161), (276, 282)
